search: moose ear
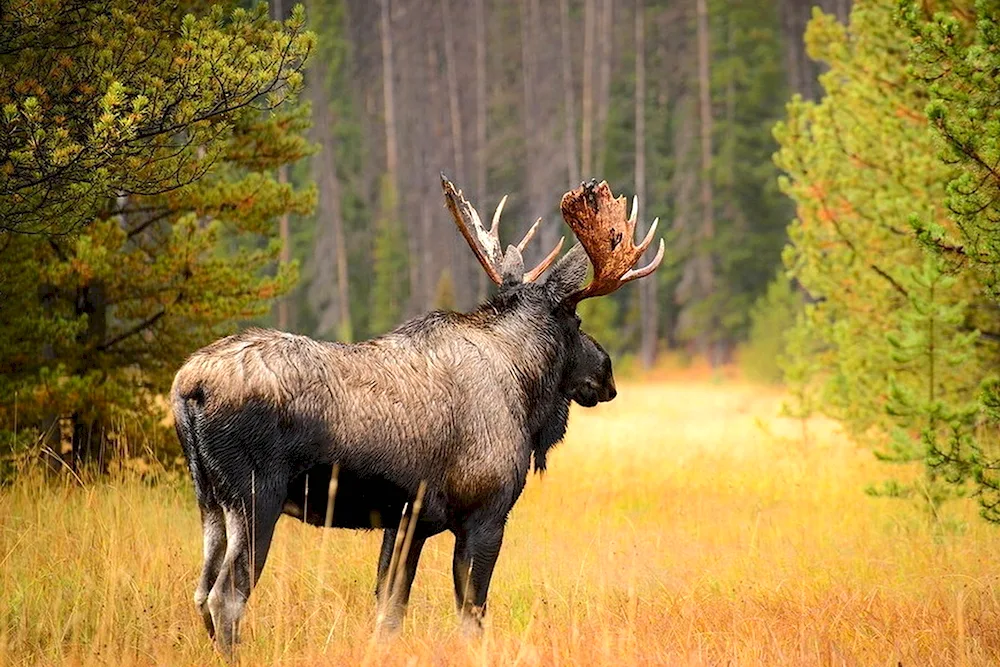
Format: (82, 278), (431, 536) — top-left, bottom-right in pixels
(544, 244), (590, 302)
(499, 245), (525, 286)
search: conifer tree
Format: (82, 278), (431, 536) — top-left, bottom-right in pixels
(902, 0), (1000, 520)
(0, 1), (315, 464)
(773, 0), (996, 518)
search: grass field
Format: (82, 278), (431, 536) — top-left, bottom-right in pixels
(3, 379), (1000, 665)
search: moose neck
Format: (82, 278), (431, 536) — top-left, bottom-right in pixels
(475, 285), (569, 441)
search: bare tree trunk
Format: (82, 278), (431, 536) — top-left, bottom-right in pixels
(695, 0), (715, 359)
(723, 14), (743, 234)
(277, 167), (291, 330)
(424, 32), (447, 310)
(306, 34), (352, 341)
(836, 0), (850, 24)
(635, 0), (657, 369)
(581, 0), (595, 178)
(779, 0), (802, 98)
(442, 0), (464, 178)
(380, 0), (417, 315)
(559, 0), (579, 187)
(380, 0), (399, 185)
(520, 0), (552, 264)
(594, 0), (613, 173)
(474, 0), (489, 302)
(274, 0), (291, 331)
(696, 0), (713, 245)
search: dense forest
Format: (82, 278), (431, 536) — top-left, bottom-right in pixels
(291, 0), (840, 362)
(3, 0), (1000, 521)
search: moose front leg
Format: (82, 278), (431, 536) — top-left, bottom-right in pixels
(374, 527), (426, 634)
(451, 518), (506, 636)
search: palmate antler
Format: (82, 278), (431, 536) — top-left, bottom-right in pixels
(441, 174), (564, 285)
(560, 179), (664, 304)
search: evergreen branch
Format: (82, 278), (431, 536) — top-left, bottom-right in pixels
(868, 264), (909, 298)
(97, 308), (166, 351)
(126, 210), (174, 239)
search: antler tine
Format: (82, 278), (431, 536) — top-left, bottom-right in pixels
(441, 174), (502, 285)
(515, 217), (564, 281)
(516, 217), (541, 253)
(622, 235), (665, 283)
(491, 195), (507, 235)
(633, 216), (658, 256)
(560, 180), (664, 303)
(523, 236), (565, 282)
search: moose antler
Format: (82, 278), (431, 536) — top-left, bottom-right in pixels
(561, 179), (664, 304)
(441, 174), (564, 285)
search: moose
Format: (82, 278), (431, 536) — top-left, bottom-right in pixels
(170, 176), (663, 654)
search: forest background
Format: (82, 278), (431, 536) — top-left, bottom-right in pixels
(3, 0), (1000, 522)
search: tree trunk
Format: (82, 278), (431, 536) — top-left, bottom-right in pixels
(441, 0), (464, 179)
(441, 0), (475, 309)
(305, 29), (352, 341)
(38, 282), (63, 473)
(474, 0), (489, 302)
(581, 0), (595, 178)
(71, 280), (107, 470)
(635, 0), (657, 369)
(274, 0), (291, 331)
(380, 0), (399, 185)
(380, 0), (414, 312)
(520, 0), (553, 265)
(277, 167), (291, 330)
(424, 35), (445, 310)
(695, 0), (715, 359)
(594, 0), (613, 173)
(559, 0), (579, 187)
(835, 0), (850, 24)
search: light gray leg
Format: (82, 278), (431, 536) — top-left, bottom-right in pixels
(195, 506), (227, 638)
(206, 496), (282, 657)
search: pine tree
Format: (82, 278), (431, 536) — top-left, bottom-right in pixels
(774, 0), (999, 518)
(0, 2), (315, 466)
(901, 0), (1000, 521)
(874, 258), (979, 522)
(0, 2), (311, 237)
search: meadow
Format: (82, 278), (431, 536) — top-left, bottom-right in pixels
(2, 378), (999, 666)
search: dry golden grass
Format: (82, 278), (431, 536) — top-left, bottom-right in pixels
(3, 380), (1000, 666)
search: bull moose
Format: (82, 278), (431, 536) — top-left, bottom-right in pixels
(170, 176), (664, 654)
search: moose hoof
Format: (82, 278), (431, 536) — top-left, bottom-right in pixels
(374, 609), (404, 640)
(459, 608), (485, 639)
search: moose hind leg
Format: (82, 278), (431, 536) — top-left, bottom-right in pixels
(195, 505), (227, 638)
(452, 519), (506, 637)
(206, 493), (283, 656)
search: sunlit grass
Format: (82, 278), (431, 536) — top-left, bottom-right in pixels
(2, 381), (999, 665)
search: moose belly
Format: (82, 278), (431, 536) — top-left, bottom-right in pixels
(282, 464), (412, 530)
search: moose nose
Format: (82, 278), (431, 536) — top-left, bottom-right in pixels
(602, 379), (617, 402)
